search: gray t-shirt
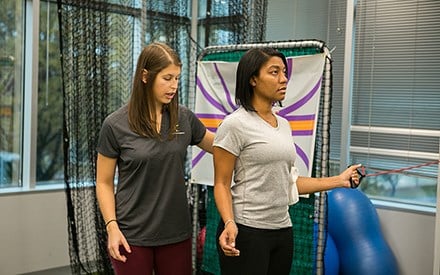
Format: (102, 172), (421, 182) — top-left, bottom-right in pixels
(97, 104), (206, 246)
(214, 107), (296, 229)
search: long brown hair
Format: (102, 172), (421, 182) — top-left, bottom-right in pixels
(128, 42), (181, 140)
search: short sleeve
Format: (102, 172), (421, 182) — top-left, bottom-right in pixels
(96, 119), (120, 158)
(213, 116), (243, 156)
(181, 106), (206, 145)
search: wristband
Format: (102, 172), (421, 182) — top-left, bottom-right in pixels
(224, 219), (235, 228)
(105, 219), (117, 228)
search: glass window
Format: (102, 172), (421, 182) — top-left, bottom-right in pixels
(0, 0), (24, 188)
(1, 0), (140, 190)
(351, 0), (440, 206)
(197, 0), (247, 48)
(147, 0), (189, 16)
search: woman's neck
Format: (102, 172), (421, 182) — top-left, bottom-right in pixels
(252, 101), (277, 127)
(252, 98), (273, 115)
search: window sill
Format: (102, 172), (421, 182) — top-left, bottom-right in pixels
(0, 183), (65, 196)
(371, 198), (436, 215)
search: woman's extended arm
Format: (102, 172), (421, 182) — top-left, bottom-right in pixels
(296, 164), (362, 194)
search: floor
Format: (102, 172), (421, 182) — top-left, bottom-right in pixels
(20, 266), (72, 275)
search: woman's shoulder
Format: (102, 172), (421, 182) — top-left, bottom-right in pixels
(224, 106), (247, 118)
(219, 107), (249, 128)
(104, 104), (128, 125)
(178, 104), (191, 113)
(177, 104), (196, 119)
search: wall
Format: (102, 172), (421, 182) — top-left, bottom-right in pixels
(265, 0), (329, 41)
(0, 190), (70, 274)
(377, 207), (435, 275)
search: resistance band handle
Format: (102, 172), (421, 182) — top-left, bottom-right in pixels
(348, 165), (365, 188)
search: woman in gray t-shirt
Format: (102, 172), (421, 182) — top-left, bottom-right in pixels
(213, 47), (361, 275)
(96, 42), (214, 275)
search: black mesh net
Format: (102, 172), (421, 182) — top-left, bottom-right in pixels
(57, 0), (136, 274)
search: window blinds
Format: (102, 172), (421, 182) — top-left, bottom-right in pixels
(351, 0), (440, 178)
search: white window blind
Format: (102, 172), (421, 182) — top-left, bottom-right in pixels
(351, 0), (440, 205)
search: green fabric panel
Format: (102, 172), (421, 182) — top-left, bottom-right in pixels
(289, 194), (316, 275)
(201, 187), (316, 275)
(201, 186), (221, 274)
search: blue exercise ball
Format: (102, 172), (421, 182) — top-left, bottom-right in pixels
(324, 233), (339, 275)
(327, 188), (399, 275)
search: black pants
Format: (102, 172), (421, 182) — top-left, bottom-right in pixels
(216, 222), (293, 275)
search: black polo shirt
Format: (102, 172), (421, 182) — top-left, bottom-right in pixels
(97, 104), (206, 246)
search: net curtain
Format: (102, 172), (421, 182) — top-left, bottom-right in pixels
(57, 0), (133, 274)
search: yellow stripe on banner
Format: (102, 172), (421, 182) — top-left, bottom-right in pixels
(289, 120), (315, 131)
(199, 118), (223, 128)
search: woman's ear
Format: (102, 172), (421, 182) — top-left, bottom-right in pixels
(142, 69), (148, 84)
(250, 76), (256, 87)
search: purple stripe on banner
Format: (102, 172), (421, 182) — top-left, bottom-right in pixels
(196, 113), (226, 119)
(214, 63), (237, 110)
(278, 76), (323, 116)
(196, 76), (228, 114)
(283, 114), (316, 121)
(295, 144), (309, 170)
(287, 58), (293, 80)
(292, 130), (314, 136)
(207, 127), (218, 132)
(192, 150), (207, 167)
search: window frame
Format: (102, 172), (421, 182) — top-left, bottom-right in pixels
(0, 0), (143, 194)
(340, 0), (439, 211)
(21, 0), (39, 190)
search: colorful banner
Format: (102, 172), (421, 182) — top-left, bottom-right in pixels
(191, 53), (326, 186)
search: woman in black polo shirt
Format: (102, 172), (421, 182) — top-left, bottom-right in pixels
(96, 42), (214, 275)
